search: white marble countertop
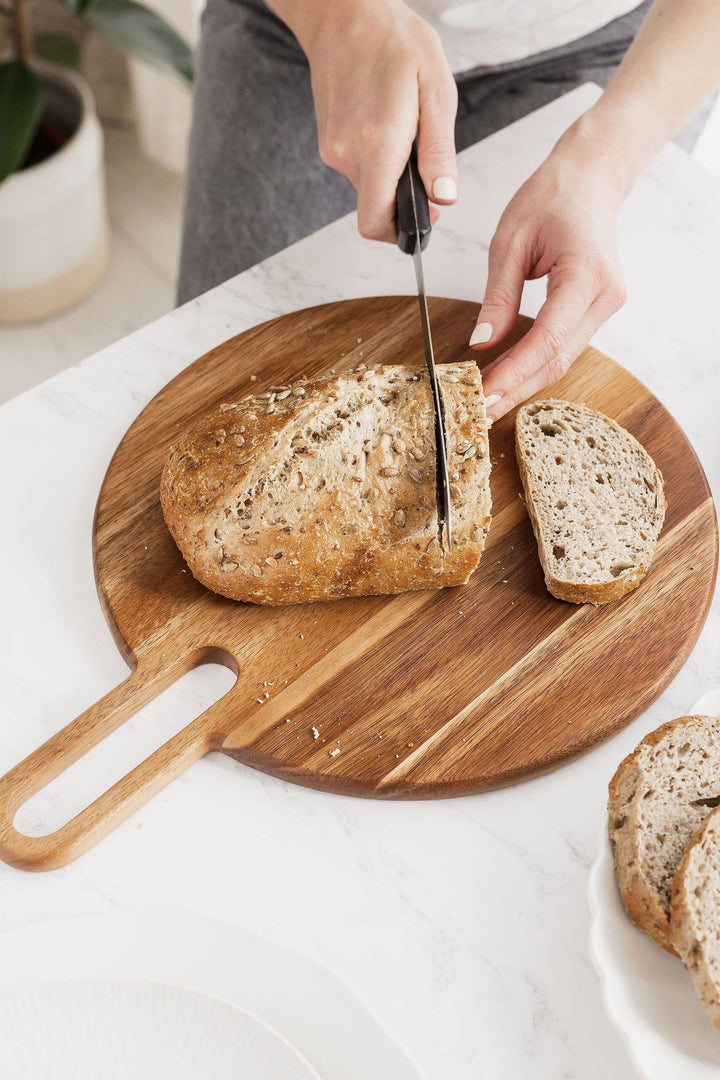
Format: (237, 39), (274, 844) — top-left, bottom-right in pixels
(1, 85), (718, 1079)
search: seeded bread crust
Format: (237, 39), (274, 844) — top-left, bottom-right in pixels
(670, 805), (720, 1031)
(515, 400), (665, 605)
(160, 361), (491, 605)
(609, 716), (720, 955)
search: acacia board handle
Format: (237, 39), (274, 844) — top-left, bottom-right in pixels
(0, 647), (235, 871)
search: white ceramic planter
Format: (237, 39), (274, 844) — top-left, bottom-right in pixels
(0, 62), (109, 323)
(129, 58), (192, 174)
(127, 0), (200, 174)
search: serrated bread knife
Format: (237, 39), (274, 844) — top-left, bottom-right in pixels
(395, 146), (452, 551)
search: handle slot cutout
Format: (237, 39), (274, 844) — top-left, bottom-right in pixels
(14, 661), (236, 838)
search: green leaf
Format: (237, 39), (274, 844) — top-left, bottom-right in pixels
(57, 0), (95, 16)
(33, 32), (82, 69)
(0, 61), (43, 183)
(81, 0), (194, 84)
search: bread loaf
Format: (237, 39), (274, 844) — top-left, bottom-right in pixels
(671, 803), (720, 1031)
(608, 716), (720, 954)
(161, 361), (491, 605)
(515, 400), (665, 604)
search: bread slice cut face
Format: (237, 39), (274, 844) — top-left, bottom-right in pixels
(161, 361), (492, 605)
(515, 399), (665, 604)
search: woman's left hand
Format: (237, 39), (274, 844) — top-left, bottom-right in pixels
(469, 126), (630, 423)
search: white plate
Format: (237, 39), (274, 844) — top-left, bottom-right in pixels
(0, 910), (423, 1080)
(588, 691), (720, 1080)
(691, 688), (720, 717)
(0, 979), (317, 1080)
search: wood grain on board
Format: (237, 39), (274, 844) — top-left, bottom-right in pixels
(0, 296), (715, 870)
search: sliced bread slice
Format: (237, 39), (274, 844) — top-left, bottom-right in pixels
(608, 715), (720, 954)
(515, 399), (665, 604)
(671, 804), (720, 1031)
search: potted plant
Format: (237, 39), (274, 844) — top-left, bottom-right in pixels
(0, 0), (193, 323)
(125, 0), (200, 174)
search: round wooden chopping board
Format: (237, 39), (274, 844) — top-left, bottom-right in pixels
(96, 295), (717, 794)
(0, 296), (715, 871)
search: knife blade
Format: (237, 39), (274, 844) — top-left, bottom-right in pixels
(396, 146), (453, 551)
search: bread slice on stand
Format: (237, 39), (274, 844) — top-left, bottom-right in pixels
(608, 715), (720, 954)
(671, 801), (720, 1032)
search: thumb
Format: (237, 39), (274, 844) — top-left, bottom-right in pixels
(470, 231), (526, 349)
(416, 73), (458, 205)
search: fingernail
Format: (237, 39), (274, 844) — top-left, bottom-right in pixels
(469, 322), (492, 346)
(486, 417), (493, 429)
(432, 176), (457, 202)
(484, 393), (502, 408)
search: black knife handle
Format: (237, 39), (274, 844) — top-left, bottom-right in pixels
(396, 143), (431, 255)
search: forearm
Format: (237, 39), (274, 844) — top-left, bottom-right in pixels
(557, 0), (720, 200)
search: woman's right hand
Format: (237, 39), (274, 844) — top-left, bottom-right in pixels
(280, 0), (459, 242)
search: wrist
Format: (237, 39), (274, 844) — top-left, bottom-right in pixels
(551, 110), (634, 206)
(552, 97), (668, 205)
(267, 0), (343, 53)
(269, 0), (392, 57)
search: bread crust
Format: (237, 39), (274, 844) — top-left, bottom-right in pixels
(609, 721), (681, 954)
(515, 399), (665, 605)
(671, 810), (720, 1031)
(161, 361), (491, 605)
(608, 716), (718, 956)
